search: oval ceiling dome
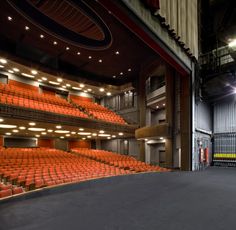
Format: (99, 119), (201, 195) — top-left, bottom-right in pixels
(7, 0), (112, 50)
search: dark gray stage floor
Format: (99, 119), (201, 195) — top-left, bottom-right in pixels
(0, 167), (236, 230)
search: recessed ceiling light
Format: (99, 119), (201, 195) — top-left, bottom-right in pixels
(13, 68), (20, 72)
(28, 128), (45, 131)
(128, 68), (131, 72)
(66, 84), (71, 87)
(156, 106), (159, 109)
(66, 47), (70, 50)
(82, 137), (86, 140)
(5, 132), (11, 136)
(7, 16), (12, 21)
(66, 134), (70, 137)
(57, 78), (63, 82)
(229, 39), (236, 48)
(0, 118), (3, 122)
(49, 81), (60, 85)
(55, 130), (70, 134)
(19, 126), (26, 130)
(72, 87), (81, 90)
(41, 132), (47, 135)
(80, 84), (85, 88)
(87, 88), (92, 92)
(38, 79), (42, 82)
(118, 132), (123, 136)
(0, 65), (4, 68)
(25, 26), (30, 30)
(88, 56), (92, 59)
(0, 59), (7, 64)
(87, 136), (92, 138)
(35, 135), (40, 138)
(12, 130), (19, 133)
(31, 70), (38, 75)
(47, 129), (53, 132)
(84, 90), (88, 93)
(163, 103), (165, 106)
(160, 137), (164, 140)
(0, 124), (17, 129)
(62, 85), (66, 88)
(77, 52), (81, 55)
(53, 41), (58, 45)
(71, 131), (76, 134)
(120, 72), (123, 75)
(98, 134), (110, 137)
(79, 128), (84, 131)
(99, 130), (105, 134)
(99, 88), (104, 92)
(92, 133), (97, 136)
(56, 125), (62, 129)
(8, 70), (14, 73)
(112, 135), (116, 138)
(42, 77), (47, 81)
(115, 51), (119, 55)
(40, 34), (44, 39)
(107, 137), (111, 139)
(21, 73), (35, 78)
(60, 136), (64, 139)
(113, 75), (116, 78)
(78, 132), (91, 135)
(98, 59), (102, 63)
(29, 122), (36, 126)
(106, 92), (111, 96)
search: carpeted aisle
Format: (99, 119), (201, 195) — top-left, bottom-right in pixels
(0, 167), (236, 230)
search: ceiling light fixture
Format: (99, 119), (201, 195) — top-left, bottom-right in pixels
(62, 86), (66, 88)
(163, 103), (165, 106)
(82, 137), (86, 140)
(115, 51), (119, 55)
(112, 135), (116, 138)
(113, 75), (116, 78)
(160, 137), (164, 140)
(92, 133), (97, 136)
(99, 88), (104, 92)
(28, 128), (45, 131)
(0, 65), (4, 68)
(99, 130), (105, 134)
(12, 129), (19, 133)
(40, 34), (44, 39)
(80, 84), (85, 88)
(5, 132), (11, 136)
(0, 59), (7, 64)
(13, 68), (20, 72)
(71, 131), (76, 134)
(87, 88), (92, 92)
(54, 130), (70, 134)
(56, 125), (62, 129)
(156, 105), (159, 109)
(60, 136), (64, 139)
(29, 122), (36, 126)
(21, 73), (35, 78)
(88, 56), (92, 59)
(53, 41), (58, 45)
(98, 134), (110, 137)
(229, 39), (236, 48)
(120, 72), (123, 75)
(38, 79), (42, 82)
(49, 81), (60, 85)
(0, 118), (3, 122)
(84, 90), (88, 93)
(7, 16), (12, 21)
(79, 128), (84, 131)
(77, 52), (81, 55)
(99, 59), (102, 63)
(72, 87), (81, 90)
(19, 126), (26, 130)
(78, 132), (91, 135)
(41, 132), (47, 135)
(42, 77), (47, 81)
(66, 84), (71, 87)
(66, 134), (70, 137)
(47, 129), (53, 132)
(118, 132), (123, 136)
(0, 124), (17, 129)
(106, 92), (111, 96)
(35, 135), (40, 138)
(57, 78), (63, 82)
(8, 70), (14, 73)
(31, 70), (38, 75)
(128, 68), (131, 72)
(66, 47), (70, 50)
(25, 26), (30, 31)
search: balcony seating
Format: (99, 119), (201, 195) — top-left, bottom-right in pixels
(0, 147), (134, 199)
(71, 148), (170, 173)
(0, 83), (88, 119)
(71, 98), (126, 125)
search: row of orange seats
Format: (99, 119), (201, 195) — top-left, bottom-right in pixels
(0, 82), (69, 107)
(0, 148), (134, 199)
(71, 99), (126, 125)
(0, 93), (88, 118)
(72, 148), (170, 173)
(0, 182), (24, 198)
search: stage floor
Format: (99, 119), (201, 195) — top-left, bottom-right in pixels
(0, 167), (235, 230)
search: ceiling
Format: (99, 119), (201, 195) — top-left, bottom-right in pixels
(0, 0), (158, 86)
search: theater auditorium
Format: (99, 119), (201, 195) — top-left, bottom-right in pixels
(0, 0), (236, 229)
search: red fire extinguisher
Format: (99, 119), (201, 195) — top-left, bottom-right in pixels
(204, 147), (209, 164)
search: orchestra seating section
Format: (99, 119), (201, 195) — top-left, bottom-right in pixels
(0, 147), (134, 199)
(71, 98), (126, 125)
(0, 82), (126, 124)
(72, 148), (170, 173)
